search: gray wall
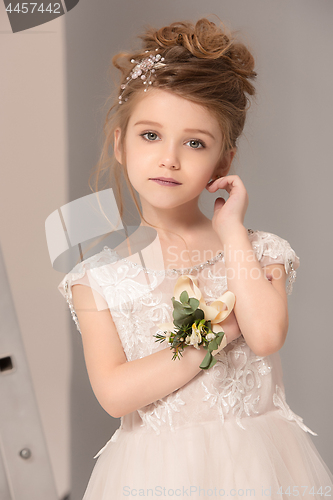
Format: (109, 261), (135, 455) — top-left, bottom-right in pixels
(1, 10), (70, 498)
(64, 0), (333, 497)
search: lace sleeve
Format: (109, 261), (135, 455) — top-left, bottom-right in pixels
(63, 279), (82, 334)
(57, 247), (119, 333)
(248, 229), (300, 295)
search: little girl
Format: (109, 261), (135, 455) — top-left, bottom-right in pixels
(58, 18), (333, 499)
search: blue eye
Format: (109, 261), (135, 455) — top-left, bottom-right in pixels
(142, 132), (159, 141)
(187, 140), (204, 149)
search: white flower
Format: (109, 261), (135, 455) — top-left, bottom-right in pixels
(206, 332), (216, 342)
(165, 331), (173, 344)
(188, 323), (203, 350)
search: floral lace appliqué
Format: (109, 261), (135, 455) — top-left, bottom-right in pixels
(201, 339), (272, 430)
(90, 260), (173, 360)
(137, 391), (186, 435)
(273, 385), (317, 435)
(203, 269), (228, 300)
(91, 263), (160, 317)
(248, 230), (300, 295)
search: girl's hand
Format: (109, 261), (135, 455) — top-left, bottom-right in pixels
(206, 175), (249, 237)
(219, 310), (242, 344)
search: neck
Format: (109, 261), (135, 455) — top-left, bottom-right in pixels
(139, 199), (211, 243)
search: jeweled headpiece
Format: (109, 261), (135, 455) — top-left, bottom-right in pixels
(118, 48), (166, 105)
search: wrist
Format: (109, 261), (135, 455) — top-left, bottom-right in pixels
(211, 333), (228, 356)
(186, 343), (207, 364)
(217, 223), (247, 245)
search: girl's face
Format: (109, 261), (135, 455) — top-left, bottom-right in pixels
(115, 89), (229, 214)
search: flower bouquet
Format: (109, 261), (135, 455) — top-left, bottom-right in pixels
(154, 275), (235, 370)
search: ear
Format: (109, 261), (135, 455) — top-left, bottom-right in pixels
(214, 148), (237, 178)
(114, 128), (123, 165)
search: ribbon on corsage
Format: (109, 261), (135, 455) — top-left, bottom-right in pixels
(154, 275), (235, 370)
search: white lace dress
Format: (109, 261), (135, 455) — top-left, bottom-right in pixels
(58, 230), (333, 499)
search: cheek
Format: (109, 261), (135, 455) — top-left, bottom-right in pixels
(189, 157), (218, 181)
(124, 154), (142, 187)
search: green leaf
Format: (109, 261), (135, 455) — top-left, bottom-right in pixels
(175, 315), (194, 328)
(154, 335), (166, 342)
(216, 331), (225, 342)
(208, 356), (217, 369)
(199, 351), (211, 369)
(193, 309), (205, 321)
(188, 297), (199, 309)
(173, 310), (190, 323)
(172, 299), (185, 311)
(208, 338), (218, 351)
(180, 290), (189, 303)
(173, 320), (183, 329)
(172, 309), (183, 321)
(173, 304), (196, 318)
(208, 332), (225, 352)
(199, 351), (217, 370)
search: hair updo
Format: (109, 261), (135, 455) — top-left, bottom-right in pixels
(90, 18), (257, 226)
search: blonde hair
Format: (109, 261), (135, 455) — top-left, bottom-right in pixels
(87, 18), (256, 252)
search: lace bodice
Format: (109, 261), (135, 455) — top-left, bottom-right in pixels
(58, 229), (315, 440)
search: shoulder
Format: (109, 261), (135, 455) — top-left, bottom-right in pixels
(247, 229), (299, 266)
(57, 246), (121, 334)
(247, 229), (300, 294)
(57, 246), (120, 300)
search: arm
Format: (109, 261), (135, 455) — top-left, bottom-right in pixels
(71, 284), (241, 419)
(207, 174), (289, 357)
(221, 226), (288, 356)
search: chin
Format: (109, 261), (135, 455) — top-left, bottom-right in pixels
(138, 188), (200, 211)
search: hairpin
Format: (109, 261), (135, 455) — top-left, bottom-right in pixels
(119, 49), (166, 104)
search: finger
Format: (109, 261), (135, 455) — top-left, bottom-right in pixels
(206, 175), (242, 193)
(214, 197), (225, 211)
(206, 178), (220, 190)
(206, 177), (227, 192)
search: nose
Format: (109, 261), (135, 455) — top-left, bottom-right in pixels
(159, 141), (180, 170)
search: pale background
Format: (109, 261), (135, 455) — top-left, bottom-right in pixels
(1, 0), (332, 498)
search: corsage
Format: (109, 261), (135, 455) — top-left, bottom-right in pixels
(154, 275), (235, 370)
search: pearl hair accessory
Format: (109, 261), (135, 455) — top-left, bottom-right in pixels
(119, 48), (166, 105)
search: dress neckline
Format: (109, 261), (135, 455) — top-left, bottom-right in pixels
(103, 229), (254, 277)
(103, 246), (224, 277)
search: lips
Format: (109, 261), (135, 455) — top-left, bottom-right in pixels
(150, 177), (181, 185)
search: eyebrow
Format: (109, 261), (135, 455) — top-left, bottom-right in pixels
(134, 121), (216, 140)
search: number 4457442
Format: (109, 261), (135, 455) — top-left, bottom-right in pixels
(276, 485), (331, 496)
(6, 3), (62, 14)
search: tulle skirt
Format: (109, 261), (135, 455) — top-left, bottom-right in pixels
(83, 410), (333, 500)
